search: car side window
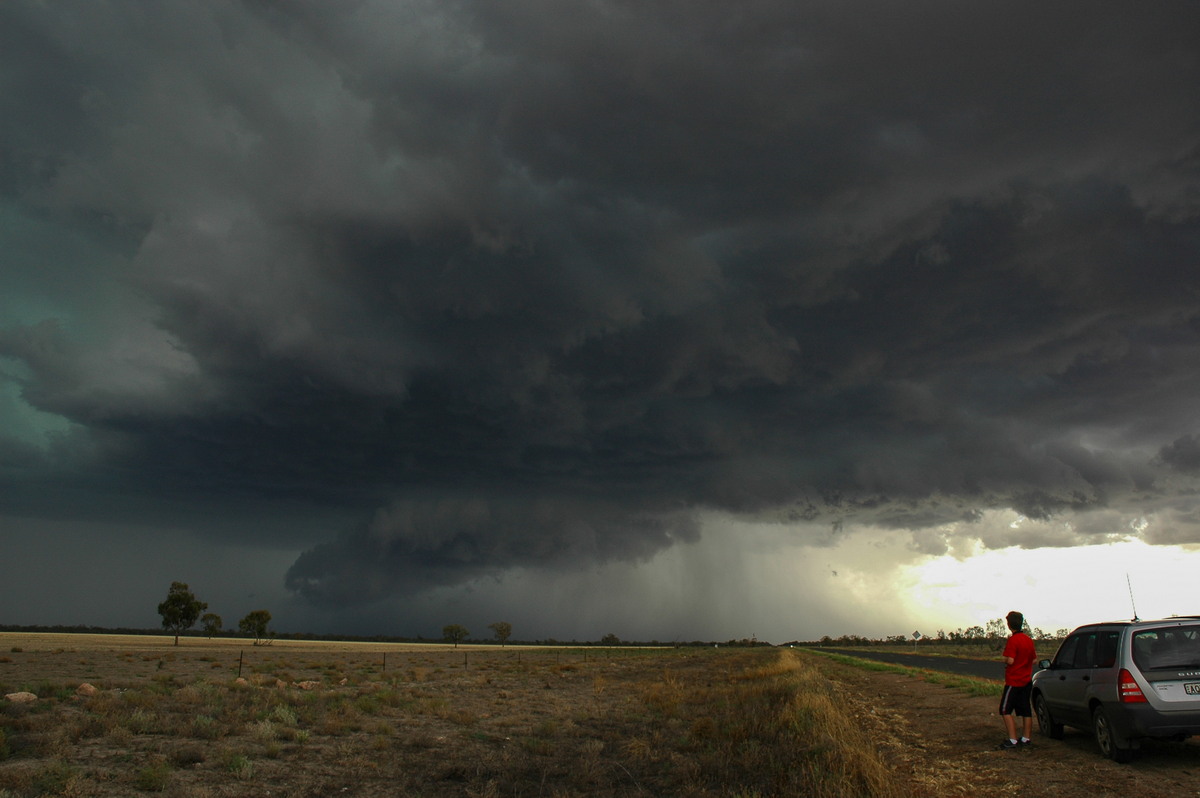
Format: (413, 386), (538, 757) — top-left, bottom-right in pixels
(1073, 633), (1098, 668)
(1095, 631), (1119, 668)
(1055, 634), (1081, 669)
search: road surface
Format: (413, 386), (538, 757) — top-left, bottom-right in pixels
(807, 647), (1008, 681)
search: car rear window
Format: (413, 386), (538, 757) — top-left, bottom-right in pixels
(1132, 626), (1200, 670)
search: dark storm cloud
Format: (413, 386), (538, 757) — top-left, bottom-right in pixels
(2, 1), (1199, 611)
(1158, 434), (1200, 474)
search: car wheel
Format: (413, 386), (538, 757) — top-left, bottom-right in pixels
(1034, 693), (1064, 740)
(1092, 705), (1135, 763)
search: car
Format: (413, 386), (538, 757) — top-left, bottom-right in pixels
(1031, 617), (1200, 762)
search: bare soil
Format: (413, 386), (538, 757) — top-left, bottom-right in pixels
(812, 654), (1200, 797)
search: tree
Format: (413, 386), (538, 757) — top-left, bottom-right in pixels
(488, 621), (512, 646)
(985, 618), (1006, 640)
(239, 610), (272, 645)
(157, 582), (207, 646)
(200, 613), (223, 638)
(600, 633), (621, 646)
(443, 624), (469, 648)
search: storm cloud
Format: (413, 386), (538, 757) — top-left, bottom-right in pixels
(2, 1), (1198, 632)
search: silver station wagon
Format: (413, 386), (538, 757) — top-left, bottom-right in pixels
(1031, 617), (1200, 762)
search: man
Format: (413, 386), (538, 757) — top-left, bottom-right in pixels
(998, 610), (1037, 749)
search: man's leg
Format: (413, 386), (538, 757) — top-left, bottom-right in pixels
(1003, 712), (1018, 741)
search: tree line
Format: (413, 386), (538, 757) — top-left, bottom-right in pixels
(814, 618), (1069, 648)
(157, 582), (273, 646)
(156, 582), (521, 649)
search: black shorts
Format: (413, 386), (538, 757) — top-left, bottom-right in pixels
(999, 683), (1032, 717)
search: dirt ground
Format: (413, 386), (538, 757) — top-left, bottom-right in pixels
(5, 635), (1200, 796)
(813, 655), (1200, 797)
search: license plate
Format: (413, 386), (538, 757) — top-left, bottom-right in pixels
(1186, 683), (1200, 695)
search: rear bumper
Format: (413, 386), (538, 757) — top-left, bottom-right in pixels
(1110, 704), (1200, 741)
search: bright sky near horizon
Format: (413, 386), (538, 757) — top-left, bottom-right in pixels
(2, 1), (1199, 643)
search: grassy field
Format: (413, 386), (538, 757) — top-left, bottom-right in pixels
(0, 633), (914, 797)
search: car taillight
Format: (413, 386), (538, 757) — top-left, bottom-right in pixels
(1119, 669), (1147, 703)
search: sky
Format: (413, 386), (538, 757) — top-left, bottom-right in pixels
(2, 1), (1199, 644)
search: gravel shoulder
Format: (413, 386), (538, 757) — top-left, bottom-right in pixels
(809, 654), (1200, 797)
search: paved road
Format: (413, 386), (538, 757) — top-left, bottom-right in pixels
(806, 647), (1006, 681)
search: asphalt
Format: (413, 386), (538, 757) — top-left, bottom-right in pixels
(806, 647), (1006, 681)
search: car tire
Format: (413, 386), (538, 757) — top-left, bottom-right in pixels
(1034, 693), (1064, 740)
(1092, 705), (1135, 763)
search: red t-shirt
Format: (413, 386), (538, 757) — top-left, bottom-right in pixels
(1003, 631), (1037, 686)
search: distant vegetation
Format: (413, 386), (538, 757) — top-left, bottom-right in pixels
(810, 617), (1068, 652)
(156, 582), (208, 646)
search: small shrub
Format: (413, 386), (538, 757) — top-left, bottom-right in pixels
(135, 759), (172, 792)
(175, 685), (204, 705)
(271, 705), (298, 726)
(519, 737), (554, 755)
(225, 752), (254, 779)
(446, 709), (477, 726)
(31, 761), (79, 795)
(127, 708), (156, 734)
(36, 681), (72, 700)
(190, 715), (222, 740)
(170, 746), (206, 768)
(250, 720), (278, 742)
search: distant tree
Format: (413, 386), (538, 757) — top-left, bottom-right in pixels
(200, 613), (223, 638)
(238, 610), (272, 645)
(443, 624), (469, 648)
(600, 633), (621, 646)
(488, 621), (513, 646)
(985, 618), (1006, 640)
(157, 582), (207, 646)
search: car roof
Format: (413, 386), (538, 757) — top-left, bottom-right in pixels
(1069, 616), (1200, 631)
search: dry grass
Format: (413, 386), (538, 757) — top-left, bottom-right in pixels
(1, 634), (916, 797)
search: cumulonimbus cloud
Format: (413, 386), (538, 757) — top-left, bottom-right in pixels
(1, 1), (1198, 610)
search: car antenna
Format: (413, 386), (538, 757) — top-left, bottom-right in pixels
(1126, 573), (1139, 622)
